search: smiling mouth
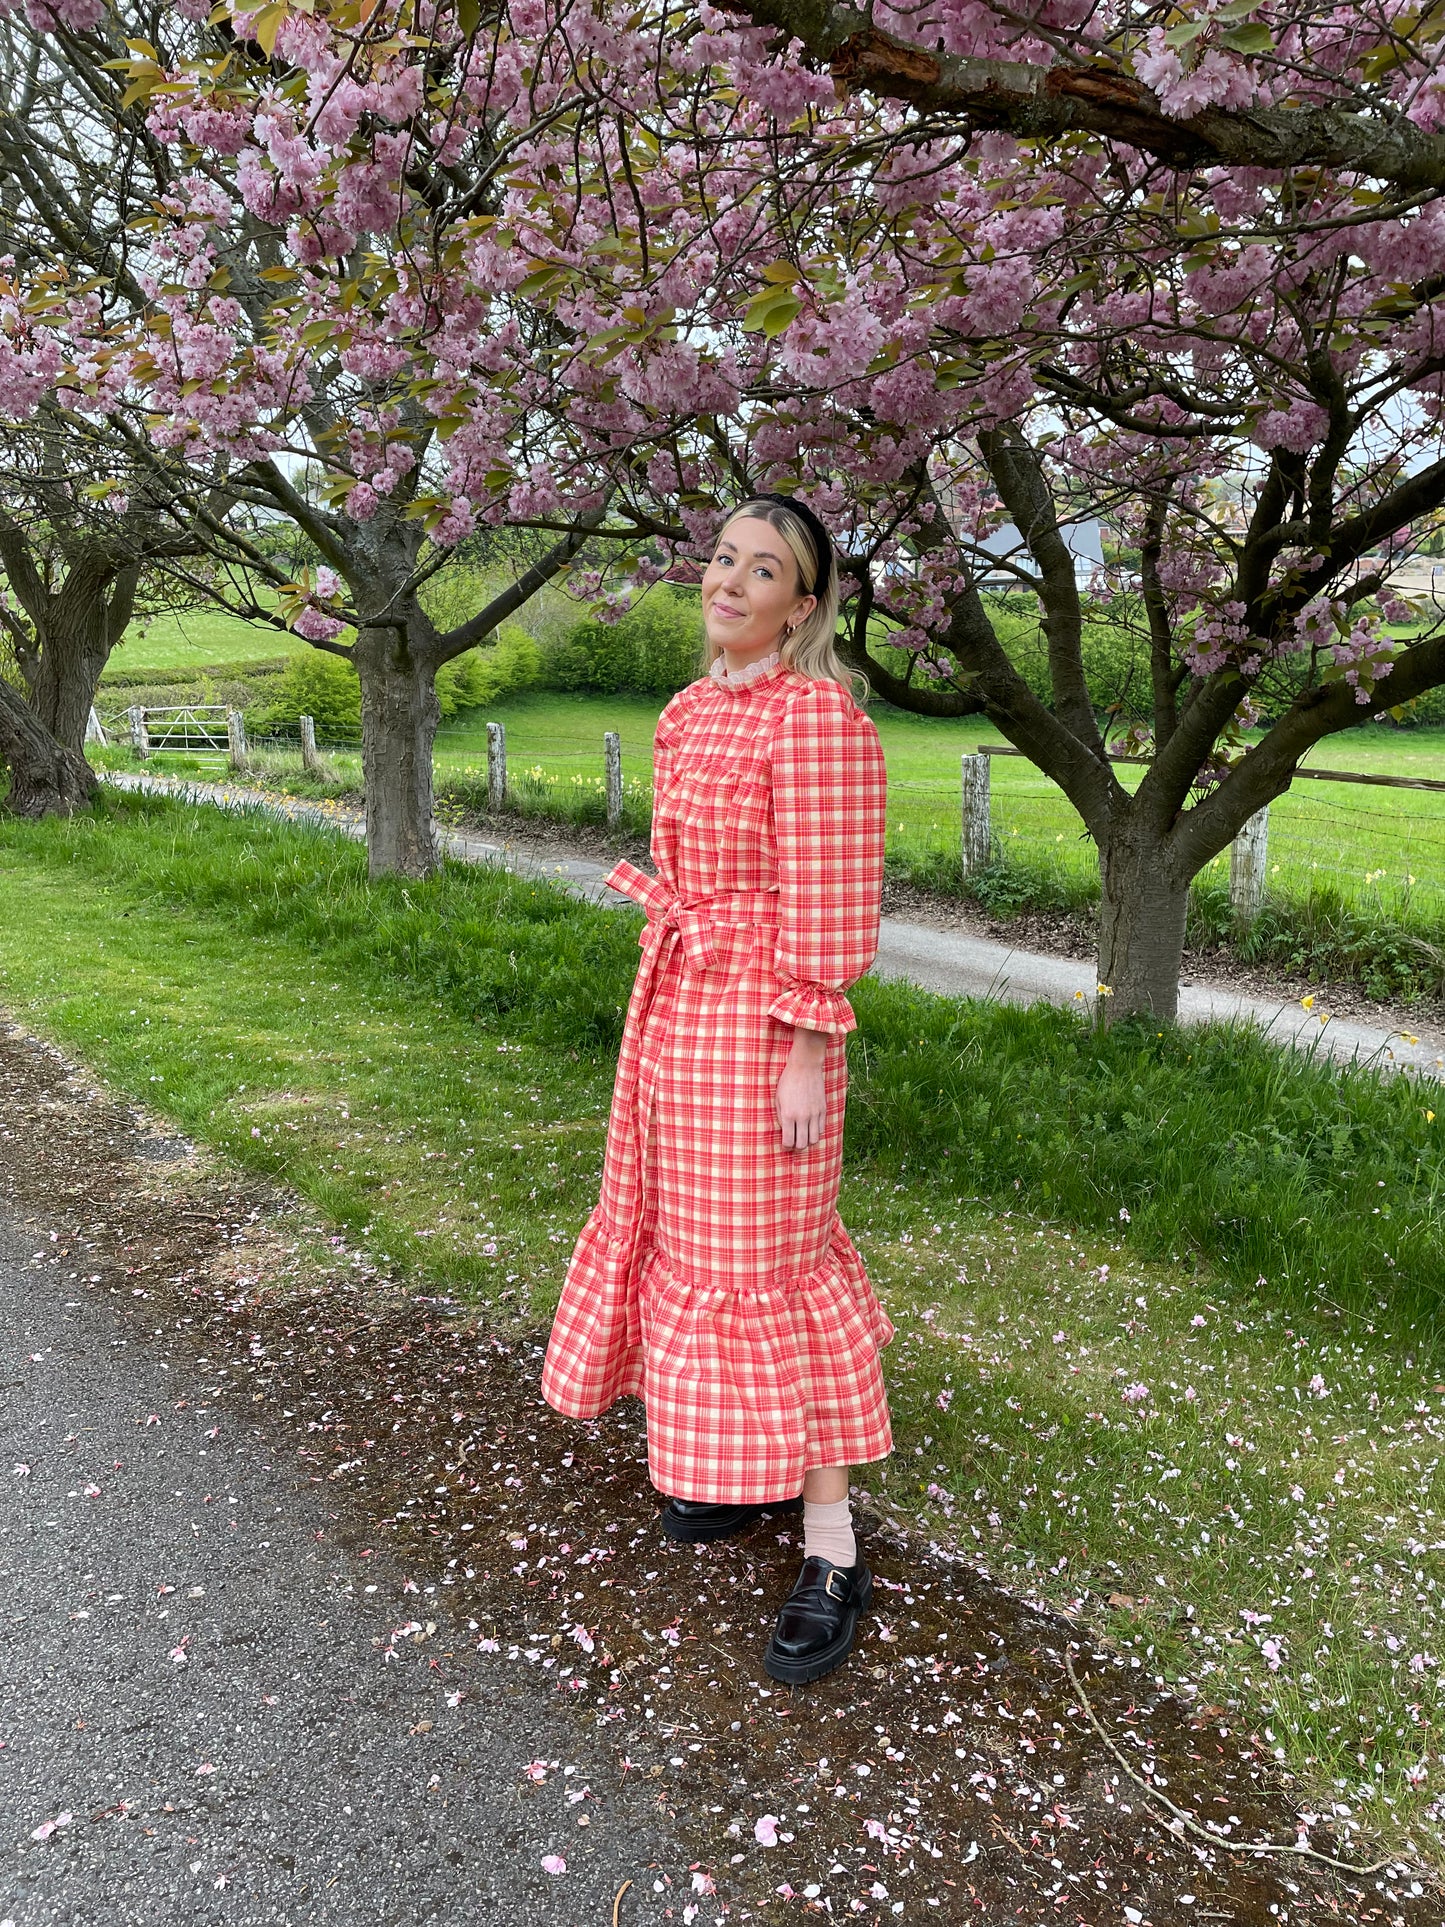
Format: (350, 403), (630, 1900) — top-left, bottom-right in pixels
(711, 603), (745, 619)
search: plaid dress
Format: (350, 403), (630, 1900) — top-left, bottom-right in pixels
(541, 656), (894, 1503)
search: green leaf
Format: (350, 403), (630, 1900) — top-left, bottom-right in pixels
(1219, 21), (1273, 53)
(760, 294), (802, 337)
(250, 3), (289, 58)
(758, 260), (801, 286)
(1163, 18), (1209, 46)
(458, 0), (482, 33)
(742, 288), (802, 336)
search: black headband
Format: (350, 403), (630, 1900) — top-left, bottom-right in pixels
(750, 492), (834, 602)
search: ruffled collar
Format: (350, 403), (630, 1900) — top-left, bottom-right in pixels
(708, 649), (784, 694)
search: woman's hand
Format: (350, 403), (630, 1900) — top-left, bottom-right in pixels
(774, 1026), (828, 1150)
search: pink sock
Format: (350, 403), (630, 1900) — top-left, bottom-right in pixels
(803, 1497), (856, 1569)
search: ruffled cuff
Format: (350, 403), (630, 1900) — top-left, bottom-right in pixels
(767, 981), (857, 1037)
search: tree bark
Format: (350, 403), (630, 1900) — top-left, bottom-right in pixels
(28, 613), (111, 752)
(1095, 831), (1191, 1025)
(0, 677), (98, 817)
(354, 625), (440, 880)
(723, 0), (1445, 192)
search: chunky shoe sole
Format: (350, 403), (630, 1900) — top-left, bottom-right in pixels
(660, 1495), (803, 1544)
(763, 1568), (873, 1685)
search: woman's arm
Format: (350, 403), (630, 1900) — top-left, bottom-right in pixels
(768, 681), (887, 1148)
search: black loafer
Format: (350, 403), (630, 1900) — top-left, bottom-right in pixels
(764, 1556), (872, 1684)
(660, 1495), (802, 1544)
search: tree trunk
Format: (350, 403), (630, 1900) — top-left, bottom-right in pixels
(23, 556), (133, 754)
(1096, 831), (1192, 1023)
(0, 678), (99, 817)
(354, 627), (440, 879)
(29, 617), (110, 753)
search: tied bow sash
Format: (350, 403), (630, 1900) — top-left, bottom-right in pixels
(604, 859), (780, 972)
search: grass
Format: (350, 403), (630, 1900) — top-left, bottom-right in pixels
(148, 688), (1445, 999)
(101, 607), (291, 677)
(0, 791), (1442, 1856)
(92, 597), (1445, 928)
(431, 693), (1445, 940)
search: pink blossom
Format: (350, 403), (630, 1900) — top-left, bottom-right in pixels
(334, 162), (401, 235)
(754, 1814), (780, 1846)
(294, 608), (345, 642)
(540, 1853), (567, 1875)
(24, 0), (104, 26)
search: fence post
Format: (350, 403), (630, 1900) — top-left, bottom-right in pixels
(227, 708), (248, 773)
(85, 706), (106, 747)
(603, 730), (622, 828)
(129, 705), (149, 760)
(1229, 804), (1270, 921)
(961, 751), (992, 877)
(486, 720), (507, 811)
(299, 713), (320, 772)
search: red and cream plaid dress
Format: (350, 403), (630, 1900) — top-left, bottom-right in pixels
(541, 655), (893, 1503)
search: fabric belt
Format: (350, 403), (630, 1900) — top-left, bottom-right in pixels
(604, 858), (780, 973)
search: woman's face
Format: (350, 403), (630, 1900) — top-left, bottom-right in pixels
(701, 517), (816, 662)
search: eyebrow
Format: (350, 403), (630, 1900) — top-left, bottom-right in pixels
(717, 540), (787, 566)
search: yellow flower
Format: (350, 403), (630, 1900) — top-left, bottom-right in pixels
(1400, 1033), (1419, 1047)
(1301, 995), (1314, 1010)
(1096, 983), (1113, 996)
(1428, 1110), (1436, 1124)
(1074, 989), (1085, 1000)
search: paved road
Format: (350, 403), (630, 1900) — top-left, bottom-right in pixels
(103, 771), (1445, 1081)
(0, 1219), (676, 1926)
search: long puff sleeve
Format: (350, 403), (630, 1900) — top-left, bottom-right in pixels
(767, 679), (887, 1036)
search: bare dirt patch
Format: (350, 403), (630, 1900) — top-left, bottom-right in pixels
(1, 1018), (1435, 1924)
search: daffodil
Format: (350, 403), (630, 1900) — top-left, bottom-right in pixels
(1301, 994), (1314, 1010)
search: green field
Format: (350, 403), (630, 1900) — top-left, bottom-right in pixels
(102, 606), (292, 677)
(96, 647), (1445, 925)
(426, 692), (1445, 921)
(1, 791), (1441, 1859)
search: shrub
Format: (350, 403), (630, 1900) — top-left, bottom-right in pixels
(543, 584), (703, 695)
(99, 656), (291, 690)
(435, 625), (541, 714)
(266, 649), (362, 739)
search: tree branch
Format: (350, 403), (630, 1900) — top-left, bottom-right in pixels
(720, 0), (1445, 190)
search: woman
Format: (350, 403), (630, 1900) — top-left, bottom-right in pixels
(542, 495), (892, 1684)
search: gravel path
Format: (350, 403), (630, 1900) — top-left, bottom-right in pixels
(99, 772), (1445, 1082)
(0, 1219), (678, 1926)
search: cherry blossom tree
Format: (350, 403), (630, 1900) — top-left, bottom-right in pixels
(0, 1), (645, 872)
(506, 0), (1445, 1018)
(0, 417), (218, 761)
(9, 0), (1445, 1016)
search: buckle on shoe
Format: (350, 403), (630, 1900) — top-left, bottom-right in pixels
(823, 1568), (850, 1601)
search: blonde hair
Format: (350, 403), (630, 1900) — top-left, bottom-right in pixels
(707, 499), (867, 699)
